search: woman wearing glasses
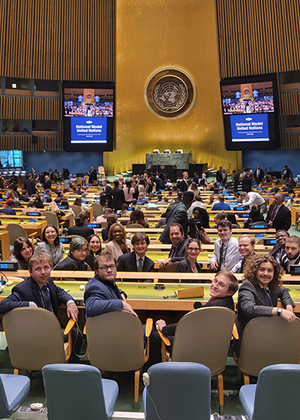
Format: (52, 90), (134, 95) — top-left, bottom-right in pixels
(176, 238), (202, 277)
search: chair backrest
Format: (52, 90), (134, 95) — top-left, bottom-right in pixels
(238, 316), (300, 377)
(251, 364), (300, 420)
(3, 308), (66, 371)
(70, 204), (82, 216)
(6, 224), (27, 245)
(126, 223), (145, 229)
(159, 262), (178, 273)
(0, 374), (30, 418)
(42, 364), (114, 420)
(171, 307), (235, 376)
(86, 311), (145, 372)
(92, 202), (104, 218)
(143, 362), (211, 420)
(42, 211), (59, 231)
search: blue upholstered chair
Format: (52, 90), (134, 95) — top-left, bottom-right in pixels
(143, 362), (211, 420)
(0, 373), (30, 418)
(42, 364), (119, 420)
(239, 364), (300, 420)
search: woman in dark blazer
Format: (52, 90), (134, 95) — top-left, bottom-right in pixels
(237, 254), (295, 336)
(111, 179), (125, 211)
(176, 238), (202, 281)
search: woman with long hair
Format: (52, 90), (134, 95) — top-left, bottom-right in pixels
(85, 234), (102, 270)
(13, 237), (34, 269)
(126, 209), (149, 228)
(35, 224), (64, 266)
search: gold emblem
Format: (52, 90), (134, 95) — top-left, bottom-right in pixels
(145, 67), (196, 119)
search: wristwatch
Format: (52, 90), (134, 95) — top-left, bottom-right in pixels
(277, 308), (282, 316)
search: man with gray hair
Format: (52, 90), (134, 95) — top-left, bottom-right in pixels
(54, 236), (90, 271)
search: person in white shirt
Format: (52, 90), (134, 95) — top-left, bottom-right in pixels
(210, 220), (242, 272)
(232, 235), (256, 273)
(241, 191), (266, 215)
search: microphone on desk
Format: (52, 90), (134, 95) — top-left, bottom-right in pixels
(193, 301), (203, 310)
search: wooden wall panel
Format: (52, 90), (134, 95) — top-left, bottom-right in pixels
(0, 135), (63, 151)
(0, 97), (60, 119)
(216, 0), (300, 79)
(0, 0), (115, 81)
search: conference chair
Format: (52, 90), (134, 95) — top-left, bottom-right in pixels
(3, 307), (74, 374)
(126, 223), (146, 229)
(239, 364), (300, 420)
(164, 307), (235, 409)
(92, 202), (104, 218)
(158, 261), (178, 275)
(98, 166), (106, 181)
(235, 316), (300, 384)
(42, 211), (64, 234)
(42, 364), (119, 420)
(86, 311), (153, 405)
(143, 362), (211, 420)
(0, 373), (30, 418)
(6, 223), (36, 248)
(70, 204), (82, 217)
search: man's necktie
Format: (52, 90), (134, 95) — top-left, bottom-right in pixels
(219, 243), (225, 270)
(261, 288), (272, 306)
(41, 285), (54, 313)
(137, 258), (143, 272)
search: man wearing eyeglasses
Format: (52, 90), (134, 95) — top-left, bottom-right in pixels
(84, 252), (137, 317)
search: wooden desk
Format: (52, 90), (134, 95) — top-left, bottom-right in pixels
(0, 231), (10, 260)
(0, 220), (47, 238)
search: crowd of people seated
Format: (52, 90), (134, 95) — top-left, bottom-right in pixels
(0, 162), (299, 402)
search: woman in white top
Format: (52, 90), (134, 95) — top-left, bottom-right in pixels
(104, 223), (132, 262)
(35, 224), (64, 266)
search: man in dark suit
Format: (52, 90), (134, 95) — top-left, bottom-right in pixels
(179, 171), (189, 192)
(117, 232), (154, 279)
(281, 236), (300, 273)
(149, 271), (239, 364)
(253, 165), (264, 184)
(43, 175), (51, 190)
(269, 229), (289, 263)
(102, 179), (112, 208)
(266, 192), (291, 231)
(159, 191), (194, 243)
(0, 252), (80, 360)
(216, 166), (223, 183)
(0, 199), (16, 215)
(84, 252), (137, 317)
(159, 223), (187, 269)
(24, 174), (36, 196)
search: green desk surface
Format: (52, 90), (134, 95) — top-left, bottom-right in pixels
(1, 280), (300, 312)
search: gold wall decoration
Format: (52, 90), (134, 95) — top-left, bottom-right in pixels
(144, 67), (196, 120)
(105, 0), (241, 175)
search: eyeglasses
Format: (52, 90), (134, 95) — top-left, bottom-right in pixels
(99, 265), (116, 272)
(187, 247), (200, 251)
(77, 248), (88, 253)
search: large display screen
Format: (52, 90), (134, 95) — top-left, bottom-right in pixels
(62, 81), (115, 152)
(220, 74), (279, 151)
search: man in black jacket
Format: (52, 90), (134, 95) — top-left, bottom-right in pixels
(24, 174), (36, 196)
(159, 223), (187, 269)
(0, 253), (81, 360)
(266, 192), (291, 231)
(149, 271), (238, 364)
(117, 233), (154, 277)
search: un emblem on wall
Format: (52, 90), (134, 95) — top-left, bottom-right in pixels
(145, 67), (196, 119)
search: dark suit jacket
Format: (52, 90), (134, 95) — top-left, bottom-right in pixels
(24, 178), (36, 196)
(176, 258), (202, 281)
(237, 279), (295, 335)
(159, 202), (188, 244)
(179, 179), (188, 192)
(84, 275), (125, 317)
(43, 179), (51, 190)
(266, 204), (291, 231)
(168, 238), (187, 262)
(0, 276), (73, 319)
(216, 170), (222, 183)
(111, 187), (125, 211)
(116, 251), (154, 273)
(254, 169), (264, 183)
